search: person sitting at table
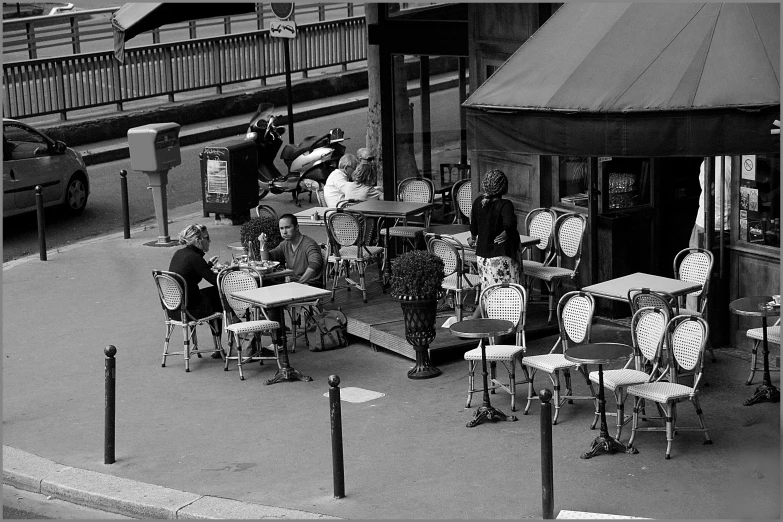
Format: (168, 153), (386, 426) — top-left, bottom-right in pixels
(324, 153), (358, 207)
(466, 169), (521, 319)
(258, 214), (324, 287)
(343, 154), (383, 202)
(168, 223), (225, 358)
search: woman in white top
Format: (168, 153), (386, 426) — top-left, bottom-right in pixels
(323, 154), (358, 207)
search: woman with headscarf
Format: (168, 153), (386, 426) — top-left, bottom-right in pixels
(168, 223), (225, 358)
(467, 169), (521, 316)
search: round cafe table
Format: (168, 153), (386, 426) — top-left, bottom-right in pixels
(565, 343), (636, 459)
(730, 296), (780, 406)
(450, 318), (516, 427)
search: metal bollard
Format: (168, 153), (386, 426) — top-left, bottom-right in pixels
(120, 170), (130, 239)
(539, 388), (554, 519)
(328, 375), (345, 498)
(35, 185), (46, 261)
(104, 345), (117, 464)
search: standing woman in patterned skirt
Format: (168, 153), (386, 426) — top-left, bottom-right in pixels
(466, 169), (521, 318)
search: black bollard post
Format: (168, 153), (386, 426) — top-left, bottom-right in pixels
(539, 388), (554, 519)
(104, 345), (117, 464)
(35, 185), (46, 261)
(328, 375), (345, 498)
(120, 170), (130, 239)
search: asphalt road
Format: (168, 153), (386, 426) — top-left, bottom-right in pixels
(2, 88), (461, 262)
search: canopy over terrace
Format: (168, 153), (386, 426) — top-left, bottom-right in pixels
(463, 3), (780, 158)
(111, 3), (257, 63)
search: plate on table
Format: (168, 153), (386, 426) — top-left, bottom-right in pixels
(255, 260), (280, 272)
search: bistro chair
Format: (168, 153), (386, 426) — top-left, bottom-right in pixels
(316, 188), (328, 207)
(152, 270), (224, 372)
(425, 233), (482, 322)
(628, 288), (679, 316)
(378, 176), (434, 253)
(463, 282), (530, 412)
(522, 212), (587, 325)
(626, 315), (713, 459)
(746, 318), (781, 385)
(588, 306), (669, 439)
(254, 204), (278, 221)
(672, 247), (715, 362)
(440, 163), (470, 185)
(325, 209), (384, 303)
(451, 179), (473, 225)
(217, 266), (281, 381)
(521, 207), (557, 271)
(520, 291), (598, 425)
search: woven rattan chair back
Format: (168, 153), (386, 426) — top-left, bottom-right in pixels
(555, 213), (587, 261)
(153, 270), (186, 312)
(673, 248), (713, 299)
(326, 210), (362, 249)
(628, 288), (678, 316)
(426, 234), (462, 278)
(480, 282), (527, 344)
(255, 204), (278, 221)
(316, 189), (327, 207)
(631, 306), (669, 364)
(397, 177), (434, 204)
(669, 316), (708, 373)
(337, 199), (362, 208)
(219, 267), (263, 317)
(453, 179), (473, 224)
(525, 207), (557, 258)
(557, 291), (595, 348)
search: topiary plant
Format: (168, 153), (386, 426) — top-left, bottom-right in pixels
(239, 216), (282, 259)
(389, 250), (445, 300)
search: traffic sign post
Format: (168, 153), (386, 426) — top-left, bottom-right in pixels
(271, 3), (296, 145)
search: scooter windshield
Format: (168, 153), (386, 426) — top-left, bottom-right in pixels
(249, 103), (276, 128)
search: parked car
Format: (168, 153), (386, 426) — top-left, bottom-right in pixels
(3, 118), (90, 218)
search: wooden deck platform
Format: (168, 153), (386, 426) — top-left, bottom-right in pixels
(321, 276), (558, 360)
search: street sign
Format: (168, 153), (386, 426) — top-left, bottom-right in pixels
(271, 3), (294, 20)
(270, 20), (297, 38)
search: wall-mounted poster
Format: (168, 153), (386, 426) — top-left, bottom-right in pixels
(740, 186), (750, 210)
(748, 187), (759, 211)
(741, 155), (757, 180)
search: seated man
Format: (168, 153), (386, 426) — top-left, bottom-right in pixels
(323, 153), (358, 207)
(257, 213), (324, 286)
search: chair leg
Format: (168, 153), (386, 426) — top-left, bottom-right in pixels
(162, 323), (174, 367)
(489, 361), (496, 395)
(224, 334), (235, 371)
(330, 259), (342, 301)
(664, 403), (674, 459)
(455, 289), (463, 321)
(546, 282), (555, 325)
(509, 362), (517, 412)
(627, 396), (642, 451)
(614, 388), (625, 440)
(183, 324), (192, 372)
(747, 339), (760, 385)
(524, 368), (537, 415)
(236, 343), (245, 381)
(549, 371), (562, 425)
(693, 396), (712, 446)
(359, 261), (367, 303)
(563, 369), (573, 404)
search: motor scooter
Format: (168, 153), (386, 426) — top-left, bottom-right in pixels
(246, 103), (347, 206)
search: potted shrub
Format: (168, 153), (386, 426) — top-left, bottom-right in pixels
(390, 250), (446, 379)
(239, 216), (282, 259)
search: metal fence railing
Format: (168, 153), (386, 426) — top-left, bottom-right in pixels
(3, 16), (367, 120)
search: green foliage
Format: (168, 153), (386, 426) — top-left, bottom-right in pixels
(390, 250), (445, 300)
(239, 217), (282, 258)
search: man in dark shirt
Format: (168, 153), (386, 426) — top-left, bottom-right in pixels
(257, 214), (324, 286)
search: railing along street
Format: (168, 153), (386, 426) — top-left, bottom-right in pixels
(3, 16), (367, 120)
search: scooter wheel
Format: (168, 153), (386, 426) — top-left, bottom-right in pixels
(258, 188), (269, 199)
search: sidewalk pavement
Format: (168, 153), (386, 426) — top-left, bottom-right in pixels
(2, 193), (780, 519)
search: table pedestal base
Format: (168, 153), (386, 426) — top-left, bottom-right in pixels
(744, 383), (780, 405)
(467, 405), (517, 428)
(264, 367), (313, 385)
(580, 433), (635, 459)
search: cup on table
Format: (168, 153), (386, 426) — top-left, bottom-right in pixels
(773, 295), (781, 305)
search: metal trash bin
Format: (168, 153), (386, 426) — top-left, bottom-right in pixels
(200, 139), (259, 223)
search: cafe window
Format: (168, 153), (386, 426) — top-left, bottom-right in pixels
(558, 156), (589, 207)
(739, 154), (780, 248)
(390, 54), (466, 190)
(557, 156), (652, 212)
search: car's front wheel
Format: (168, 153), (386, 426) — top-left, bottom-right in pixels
(63, 173), (88, 215)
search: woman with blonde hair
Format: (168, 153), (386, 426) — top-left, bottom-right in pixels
(168, 223), (225, 357)
(343, 158), (383, 201)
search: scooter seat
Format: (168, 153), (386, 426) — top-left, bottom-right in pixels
(281, 135), (327, 161)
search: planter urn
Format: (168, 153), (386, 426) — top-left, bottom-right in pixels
(397, 293), (442, 379)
